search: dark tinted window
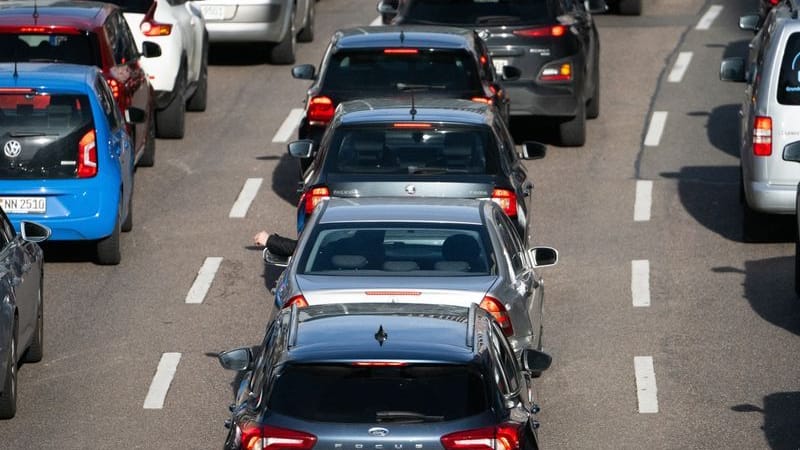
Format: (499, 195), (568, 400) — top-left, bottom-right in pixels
(403, 0), (552, 26)
(325, 50), (482, 93)
(104, 0), (153, 14)
(777, 33), (800, 105)
(0, 34), (96, 65)
(325, 125), (501, 175)
(0, 93), (94, 179)
(268, 364), (489, 423)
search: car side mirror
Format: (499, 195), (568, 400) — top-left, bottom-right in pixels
(288, 140), (315, 158)
(521, 141), (546, 160)
(218, 347), (253, 371)
(783, 142), (800, 162)
(719, 58), (746, 82)
(529, 246), (558, 267)
(263, 248), (289, 267)
(20, 221), (50, 243)
(739, 14), (760, 32)
(584, 0), (607, 14)
(141, 41), (162, 58)
(377, 0), (398, 15)
(501, 65), (521, 81)
(125, 107), (146, 124)
(292, 64), (316, 80)
(520, 348), (552, 373)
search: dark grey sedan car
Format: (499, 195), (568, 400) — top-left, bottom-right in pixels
(0, 210), (50, 419)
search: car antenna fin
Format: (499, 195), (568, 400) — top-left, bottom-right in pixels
(400, 29), (405, 44)
(374, 325), (388, 346)
(33, 0), (39, 24)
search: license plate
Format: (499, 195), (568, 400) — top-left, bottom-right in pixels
(492, 58), (509, 75)
(0, 197), (46, 214)
(200, 5), (225, 20)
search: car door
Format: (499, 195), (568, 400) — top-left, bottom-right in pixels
(96, 76), (134, 211)
(0, 213), (32, 346)
(172, 0), (204, 83)
(566, 0), (596, 94)
(494, 117), (533, 241)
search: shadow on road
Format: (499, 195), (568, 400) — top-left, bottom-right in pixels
(41, 242), (98, 263)
(687, 103), (741, 158)
(209, 43), (270, 66)
(714, 39), (751, 60)
(508, 116), (561, 146)
(732, 392), (800, 449)
(271, 153), (301, 207)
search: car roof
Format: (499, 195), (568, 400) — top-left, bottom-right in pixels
(332, 26), (477, 52)
(0, 0), (113, 29)
(287, 303), (480, 364)
(318, 197), (488, 225)
(0, 62), (99, 89)
(336, 98), (494, 126)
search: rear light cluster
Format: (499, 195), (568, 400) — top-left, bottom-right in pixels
(753, 116), (772, 156)
(300, 186), (330, 215)
(479, 296), (513, 336)
(238, 423), (317, 450)
(471, 97), (493, 105)
(491, 188), (517, 218)
(106, 78), (121, 100)
(513, 25), (566, 38)
(285, 294), (308, 308)
(539, 63), (572, 82)
(384, 48), (419, 54)
(77, 130), (98, 178)
(441, 423), (523, 450)
(141, 1), (173, 36)
(307, 96), (335, 124)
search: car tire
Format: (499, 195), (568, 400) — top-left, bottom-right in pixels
(156, 89), (186, 139)
(121, 189), (133, 233)
(0, 322), (17, 419)
(138, 113), (156, 167)
(586, 51), (600, 120)
(617, 0), (642, 15)
(297, 1), (314, 43)
(23, 284), (43, 364)
(558, 101), (586, 147)
(270, 9), (297, 65)
(187, 39), (209, 112)
(96, 204), (122, 265)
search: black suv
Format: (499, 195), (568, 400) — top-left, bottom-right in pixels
(218, 303), (552, 450)
(292, 26), (514, 147)
(380, 0), (606, 146)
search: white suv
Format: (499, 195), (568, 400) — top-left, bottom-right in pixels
(110, 0), (209, 139)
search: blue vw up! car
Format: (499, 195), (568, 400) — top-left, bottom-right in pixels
(0, 63), (138, 265)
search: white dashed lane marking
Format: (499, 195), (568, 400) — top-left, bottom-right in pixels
(696, 5), (723, 30)
(143, 353), (181, 409)
(634, 180), (653, 222)
(271, 108), (305, 143)
(634, 356), (659, 413)
(644, 111), (668, 147)
(229, 177), (263, 218)
(668, 52), (693, 83)
(631, 260), (651, 307)
(185, 257), (223, 304)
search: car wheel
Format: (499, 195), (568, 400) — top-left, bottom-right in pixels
(617, 0), (642, 15)
(795, 238), (800, 298)
(586, 51), (600, 120)
(270, 9), (297, 65)
(156, 88), (186, 139)
(742, 200), (769, 243)
(96, 203), (122, 265)
(557, 101), (586, 147)
(298, 0), (314, 43)
(0, 322), (17, 419)
(187, 38), (209, 112)
(138, 113), (156, 167)
(23, 283), (43, 363)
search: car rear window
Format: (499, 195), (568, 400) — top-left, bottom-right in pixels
(403, 0), (552, 26)
(268, 364), (489, 423)
(0, 34), (97, 66)
(777, 33), (800, 105)
(324, 126), (501, 175)
(296, 223), (494, 275)
(0, 93), (95, 179)
(324, 49), (482, 94)
(104, 0), (153, 14)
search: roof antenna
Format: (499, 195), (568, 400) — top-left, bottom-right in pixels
(409, 91), (416, 120)
(12, 39), (19, 79)
(33, 0), (39, 24)
(399, 29), (405, 44)
(374, 325), (388, 347)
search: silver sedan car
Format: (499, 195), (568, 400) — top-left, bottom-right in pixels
(265, 197), (558, 355)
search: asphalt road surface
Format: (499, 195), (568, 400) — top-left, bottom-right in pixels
(0, 0), (797, 448)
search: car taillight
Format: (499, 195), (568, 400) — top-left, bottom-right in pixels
(539, 63), (572, 82)
(513, 25), (566, 38)
(384, 48), (419, 54)
(441, 423), (522, 450)
(479, 296), (513, 336)
(77, 129), (97, 178)
(471, 97), (493, 105)
(141, 20), (172, 36)
(106, 78), (121, 100)
(238, 423), (317, 450)
(283, 294), (308, 309)
(300, 186), (329, 215)
(770, 0), (779, 5)
(753, 116), (772, 156)
(491, 188), (517, 218)
(307, 96), (335, 124)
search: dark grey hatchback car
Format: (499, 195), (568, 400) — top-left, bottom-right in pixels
(218, 303), (552, 450)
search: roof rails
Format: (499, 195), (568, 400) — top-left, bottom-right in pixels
(287, 303), (300, 349)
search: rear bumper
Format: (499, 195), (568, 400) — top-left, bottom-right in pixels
(202, 2), (286, 43)
(503, 80), (579, 118)
(745, 180), (797, 214)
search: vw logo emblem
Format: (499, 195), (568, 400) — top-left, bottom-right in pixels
(478, 29), (490, 40)
(3, 140), (22, 158)
(368, 427), (389, 437)
(405, 184), (416, 195)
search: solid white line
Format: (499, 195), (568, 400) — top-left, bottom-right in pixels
(631, 260), (651, 307)
(370, 15), (383, 26)
(644, 111), (668, 147)
(143, 353), (181, 409)
(229, 177), (263, 218)
(696, 5), (723, 30)
(634, 180), (653, 222)
(271, 108), (305, 143)
(185, 257), (223, 304)
(667, 52), (693, 83)
(634, 356), (659, 413)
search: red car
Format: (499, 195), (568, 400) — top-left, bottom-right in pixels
(0, 0), (161, 167)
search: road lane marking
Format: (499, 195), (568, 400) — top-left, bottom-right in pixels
(634, 180), (653, 222)
(644, 111), (668, 147)
(143, 353), (181, 409)
(185, 257), (223, 304)
(634, 356), (659, 413)
(271, 108), (304, 143)
(668, 52), (693, 83)
(631, 260), (650, 307)
(696, 5), (723, 30)
(229, 178), (263, 218)
(370, 16), (383, 26)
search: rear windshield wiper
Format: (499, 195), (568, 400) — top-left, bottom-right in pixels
(8, 131), (48, 137)
(475, 15), (521, 25)
(376, 411), (445, 423)
(396, 83), (447, 91)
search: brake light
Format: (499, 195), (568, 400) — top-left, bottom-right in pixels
(471, 97), (493, 105)
(301, 186), (329, 215)
(283, 294), (308, 309)
(307, 96), (335, 124)
(479, 296), (513, 336)
(770, 0), (779, 5)
(11, 25), (81, 35)
(513, 25), (566, 38)
(384, 48), (419, 54)
(441, 423), (522, 450)
(480, 55), (487, 65)
(141, 20), (172, 36)
(77, 130), (97, 178)
(238, 423), (317, 450)
(491, 188), (517, 218)
(539, 63), (572, 82)
(352, 361), (408, 366)
(0, 88), (35, 94)
(753, 116), (772, 156)
(392, 122), (432, 129)
(106, 78), (121, 100)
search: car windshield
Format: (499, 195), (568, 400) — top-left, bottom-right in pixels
(268, 364), (489, 423)
(324, 49), (482, 94)
(0, 34), (97, 65)
(0, 93), (95, 179)
(324, 125), (501, 175)
(402, 0), (552, 26)
(296, 223), (495, 276)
